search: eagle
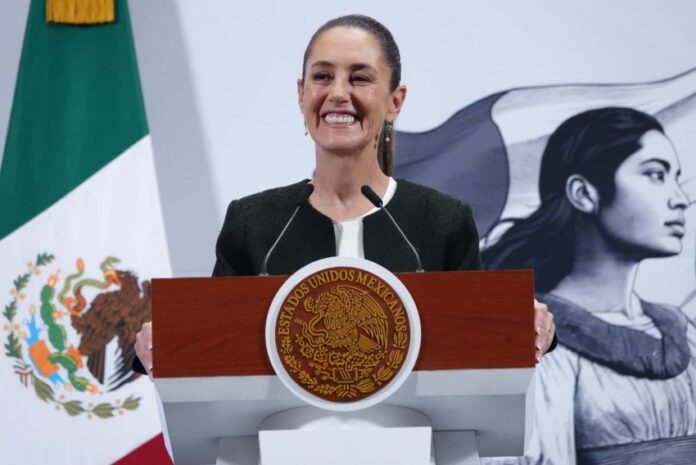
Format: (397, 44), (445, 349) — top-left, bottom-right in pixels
(70, 270), (151, 391)
(303, 285), (388, 354)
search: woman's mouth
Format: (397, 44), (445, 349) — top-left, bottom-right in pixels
(323, 113), (358, 126)
(665, 220), (685, 237)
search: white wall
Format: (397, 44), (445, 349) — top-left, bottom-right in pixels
(2, 0), (696, 276)
(0, 0), (29, 168)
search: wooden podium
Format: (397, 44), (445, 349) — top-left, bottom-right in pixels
(152, 270), (535, 465)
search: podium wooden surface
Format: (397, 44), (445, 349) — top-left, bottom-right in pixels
(152, 269), (535, 378)
(152, 269), (536, 464)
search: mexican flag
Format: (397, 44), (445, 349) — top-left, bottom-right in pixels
(0, 1), (172, 463)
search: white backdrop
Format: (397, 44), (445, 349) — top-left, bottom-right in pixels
(2, 0), (696, 277)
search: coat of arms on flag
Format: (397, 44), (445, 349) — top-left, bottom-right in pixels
(3, 253), (152, 418)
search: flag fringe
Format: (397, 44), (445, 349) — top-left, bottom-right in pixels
(46, 0), (115, 25)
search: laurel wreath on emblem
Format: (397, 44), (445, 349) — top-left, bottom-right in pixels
(2, 253), (143, 419)
(279, 330), (407, 399)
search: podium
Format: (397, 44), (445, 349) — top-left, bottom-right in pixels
(152, 270), (535, 465)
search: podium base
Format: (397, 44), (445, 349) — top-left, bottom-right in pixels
(217, 436), (259, 465)
(260, 405), (431, 465)
(216, 405), (481, 465)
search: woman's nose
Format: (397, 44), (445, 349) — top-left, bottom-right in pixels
(669, 182), (689, 209)
(328, 79), (350, 102)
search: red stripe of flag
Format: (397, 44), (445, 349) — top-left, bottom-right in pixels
(112, 434), (172, 465)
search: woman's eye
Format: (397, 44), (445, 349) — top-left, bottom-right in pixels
(645, 170), (666, 183)
(351, 74), (371, 83)
(313, 72), (331, 81)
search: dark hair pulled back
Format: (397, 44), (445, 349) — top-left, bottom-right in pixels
(482, 107), (664, 292)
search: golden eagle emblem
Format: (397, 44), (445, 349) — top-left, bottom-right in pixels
(275, 267), (410, 402)
(301, 285), (388, 377)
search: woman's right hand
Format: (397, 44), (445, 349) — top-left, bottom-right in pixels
(135, 321), (153, 381)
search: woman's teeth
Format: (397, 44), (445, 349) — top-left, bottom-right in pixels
(324, 114), (355, 125)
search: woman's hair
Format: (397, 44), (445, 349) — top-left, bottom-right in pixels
(482, 107), (664, 292)
(301, 15), (401, 175)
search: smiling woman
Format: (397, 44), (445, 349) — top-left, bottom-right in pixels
(133, 14), (555, 383)
(297, 17), (406, 222)
(300, 15), (402, 178)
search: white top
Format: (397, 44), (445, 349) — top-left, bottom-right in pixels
(483, 304), (696, 465)
(333, 178), (397, 258)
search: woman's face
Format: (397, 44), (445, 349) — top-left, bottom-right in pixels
(298, 27), (405, 155)
(598, 129), (688, 257)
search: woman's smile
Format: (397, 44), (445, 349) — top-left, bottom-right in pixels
(298, 26), (404, 156)
(322, 112), (359, 127)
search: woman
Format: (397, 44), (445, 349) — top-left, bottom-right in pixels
(483, 107), (694, 464)
(134, 15), (555, 376)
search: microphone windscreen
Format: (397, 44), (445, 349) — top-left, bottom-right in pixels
(360, 185), (383, 207)
(296, 183), (315, 206)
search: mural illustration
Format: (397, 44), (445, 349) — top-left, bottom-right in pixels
(395, 68), (696, 464)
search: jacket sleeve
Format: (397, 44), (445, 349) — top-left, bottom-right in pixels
(453, 202), (483, 271)
(133, 355), (146, 375)
(212, 200), (248, 277)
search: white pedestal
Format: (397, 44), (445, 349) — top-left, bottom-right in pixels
(216, 405), (483, 465)
(259, 405), (432, 465)
(261, 426), (432, 465)
(216, 431), (482, 465)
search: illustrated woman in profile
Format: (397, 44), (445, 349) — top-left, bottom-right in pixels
(483, 107), (695, 465)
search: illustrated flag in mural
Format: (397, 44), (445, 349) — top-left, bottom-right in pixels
(0, 1), (171, 464)
(395, 67), (696, 240)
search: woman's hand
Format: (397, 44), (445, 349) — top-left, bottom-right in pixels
(135, 321), (153, 381)
(534, 299), (555, 362)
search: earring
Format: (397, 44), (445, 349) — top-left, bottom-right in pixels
(385, 123), (392, 143)
(304, 121), (308, 136)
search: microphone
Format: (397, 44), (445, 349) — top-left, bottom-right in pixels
(260, 183), (314, 276)
(361, 185), (424, 272)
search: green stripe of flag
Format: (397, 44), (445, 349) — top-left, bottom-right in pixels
(0, 0), (148, 240)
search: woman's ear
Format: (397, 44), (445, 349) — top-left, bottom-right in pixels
(386, 84), (407, 123)
(297, 78), (305, 111)
(566, 174), (600, 214)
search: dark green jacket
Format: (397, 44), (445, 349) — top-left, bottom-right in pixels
(213, 179), (482, 276)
